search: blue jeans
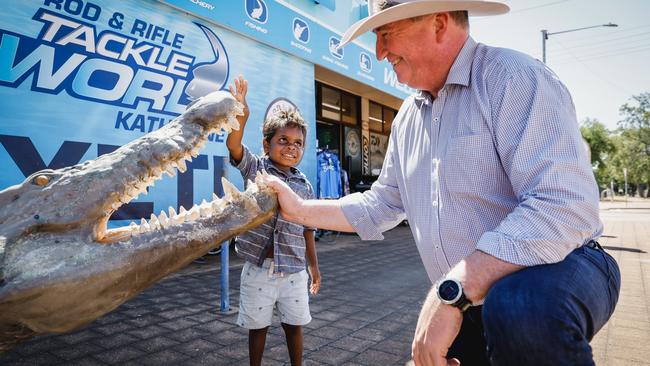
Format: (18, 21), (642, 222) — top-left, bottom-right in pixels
(447, 244), (620, 366)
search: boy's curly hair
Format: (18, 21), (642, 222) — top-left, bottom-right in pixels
(262, 108), (308, 143)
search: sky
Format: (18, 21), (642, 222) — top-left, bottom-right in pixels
(469, 0), (650, 130)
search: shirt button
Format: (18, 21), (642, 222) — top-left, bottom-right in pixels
(274, 229), (279, 234)
(433, 117), (439, 122)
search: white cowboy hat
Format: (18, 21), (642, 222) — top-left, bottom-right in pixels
(340, 0), (509, 47)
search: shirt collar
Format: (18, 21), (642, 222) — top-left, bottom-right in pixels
(445, 36), (477, 87)
(414, 36), (478, 108)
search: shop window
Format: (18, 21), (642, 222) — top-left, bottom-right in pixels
(341, 93), (358, 125)
(369, 102), (383, 132)
(320, 86), (341, 121)
(367, 101), (397, 177)
(317, 83), (359, 126)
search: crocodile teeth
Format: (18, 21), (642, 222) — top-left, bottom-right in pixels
(221, 177), (240, 201)
(149, 213), (160, 229)
(140, 218), (150, 233)
(200, 204), (211, 217)
(165, 165), (176, 177)
(177, 159), (187, 173)
(187, 205), (200, 221)
(211, 199), (224, 212)
(159, 211), (169, 227)
(168, 206), (177, 217)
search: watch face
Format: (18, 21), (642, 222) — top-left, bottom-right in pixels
(438, 280), (461, 302)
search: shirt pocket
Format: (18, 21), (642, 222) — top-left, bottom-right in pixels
(443, 132), (495, 194)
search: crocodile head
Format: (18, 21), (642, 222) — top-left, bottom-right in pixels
(0, 91), (277, 352)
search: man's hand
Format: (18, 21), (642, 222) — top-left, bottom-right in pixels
(308, 265), (321, 295)
(259, 174), (303, 222)
(412, 291), (463, 366)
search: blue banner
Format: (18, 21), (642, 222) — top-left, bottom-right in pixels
(0, 0), (316, 227)
(160, 0), (415, 98)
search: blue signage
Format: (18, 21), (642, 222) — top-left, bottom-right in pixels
(360, 52), (372, 73)
(159, 0), (414, 99)
(0, 0), (316, 227)
(292, 18), (309, 43)
(245, 0), (268, 24)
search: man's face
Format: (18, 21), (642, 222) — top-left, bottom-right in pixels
(374, 16), (438, 90)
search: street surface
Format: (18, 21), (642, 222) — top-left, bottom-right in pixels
(0, 199), (648, 365)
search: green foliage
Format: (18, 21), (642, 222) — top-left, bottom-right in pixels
(580, 118), (614, 185)
(579, 92), (650, 191)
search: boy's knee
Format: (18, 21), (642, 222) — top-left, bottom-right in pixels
(281, 323), (301, 330)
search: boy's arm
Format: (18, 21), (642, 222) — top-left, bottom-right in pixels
(226, 75), (249, 164)
(304, 229), (321, 295)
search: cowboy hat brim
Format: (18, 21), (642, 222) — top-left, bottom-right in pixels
(340, 0), (509, 47)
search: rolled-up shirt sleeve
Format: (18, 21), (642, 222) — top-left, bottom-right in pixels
(340, 133), (406, 240)
(476, 65), (602, 266)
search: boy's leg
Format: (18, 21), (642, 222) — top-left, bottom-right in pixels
(237, 261), (278, 365)
(482, 245), (620, 366)
(277, 270), (311, 365)
(281, 323), (303, 366)
(249, 327), (269, 366)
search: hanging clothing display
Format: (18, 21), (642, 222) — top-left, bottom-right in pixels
(341, 169), (350, 196)
(317, 149), (342, 199)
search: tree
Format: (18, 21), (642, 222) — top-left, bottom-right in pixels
(580, 118), (615, 186)
(615, 93), (650, 195)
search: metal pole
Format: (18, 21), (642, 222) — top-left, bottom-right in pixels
(540, 23), (617, 64)
(219, 240), (230, 313)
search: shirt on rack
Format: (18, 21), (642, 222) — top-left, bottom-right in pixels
(316, 150), (342, 199)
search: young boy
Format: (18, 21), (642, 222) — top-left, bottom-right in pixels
(227, 75), (321, 366)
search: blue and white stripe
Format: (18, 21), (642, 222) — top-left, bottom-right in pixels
(232, 145), (315, 274)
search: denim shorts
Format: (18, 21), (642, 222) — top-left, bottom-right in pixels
(237, 259), (311, 329)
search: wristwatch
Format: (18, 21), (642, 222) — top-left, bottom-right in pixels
(436, 278), (472, 312)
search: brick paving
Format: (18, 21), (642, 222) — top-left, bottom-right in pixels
(1, 200), (648, 365)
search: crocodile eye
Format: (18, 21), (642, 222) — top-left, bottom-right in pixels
(33, 175), (50, 186)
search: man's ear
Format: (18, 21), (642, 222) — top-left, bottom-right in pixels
(433, 12), (450, 39)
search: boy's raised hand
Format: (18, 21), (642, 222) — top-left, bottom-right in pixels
(229, 75), (249, 119)
(226, 75), (249, 163)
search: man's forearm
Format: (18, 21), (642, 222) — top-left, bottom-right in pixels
(290, 199), (356, 233)
(446, 250), (524, 304)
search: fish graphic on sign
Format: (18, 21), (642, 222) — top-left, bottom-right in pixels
(185, 23), (230, 100)
(292, 18), (309, 43)
(360, 52), (371, 72)
(246, 0), (268, 24)
(328, 36), (343, 59)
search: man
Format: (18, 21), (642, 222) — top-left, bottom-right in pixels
(262, 0), (620, 365)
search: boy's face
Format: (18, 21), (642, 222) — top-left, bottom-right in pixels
(263, 126), (305, 172)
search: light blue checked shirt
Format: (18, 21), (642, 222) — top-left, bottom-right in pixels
(340, 37), (602, 283)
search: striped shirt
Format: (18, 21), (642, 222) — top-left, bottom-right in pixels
(231, 145), (315, 274)
(340, 37), (602, 284)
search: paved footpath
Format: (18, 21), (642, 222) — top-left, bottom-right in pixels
(1, 199), (648, 365)
(592, 198), (650, 365)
